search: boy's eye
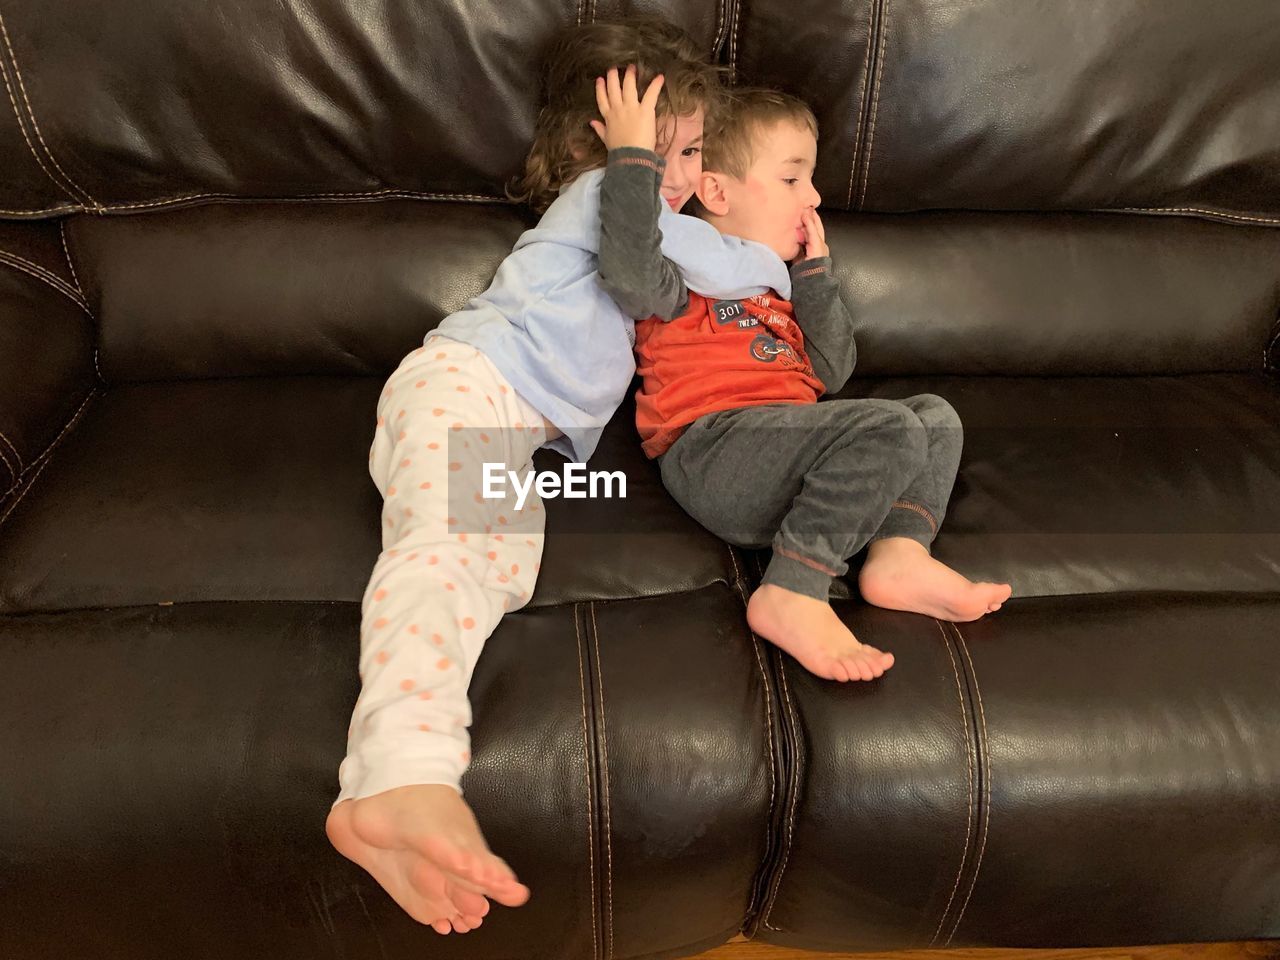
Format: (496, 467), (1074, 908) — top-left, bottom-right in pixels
(681, 146), (701, 157)
(783, 178), (798, 185)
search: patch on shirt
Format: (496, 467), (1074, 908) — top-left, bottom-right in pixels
(749, 332), (798, 363)
(713, 299), (759, 329)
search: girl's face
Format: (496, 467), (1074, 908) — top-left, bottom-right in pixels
(654, 106), (705, 212)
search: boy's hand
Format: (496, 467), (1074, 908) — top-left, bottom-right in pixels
(589, 64), (665, 152)
(800, 208), (829, 260)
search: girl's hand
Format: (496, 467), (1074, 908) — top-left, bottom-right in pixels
(800, 208), (829, 260)
(589, 64), (665, 152)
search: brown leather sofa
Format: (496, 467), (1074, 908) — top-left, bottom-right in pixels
(2, 1), (1278, 958)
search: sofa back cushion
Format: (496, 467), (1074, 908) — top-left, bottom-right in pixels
(67, 203), (1280, 381)
(734, 0), (1280, 222)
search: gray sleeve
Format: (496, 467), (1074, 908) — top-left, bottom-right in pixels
(598, 146), (689, 322)
(790, 256), (857, 394)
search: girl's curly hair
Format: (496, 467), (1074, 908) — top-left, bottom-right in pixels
(507, 16), (729, 214)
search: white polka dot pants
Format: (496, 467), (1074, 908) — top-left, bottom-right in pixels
(334, 336), (546, 804)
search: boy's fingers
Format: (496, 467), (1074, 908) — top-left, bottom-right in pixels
(622, 63), (637, 101)
(589, 119), (605, 143)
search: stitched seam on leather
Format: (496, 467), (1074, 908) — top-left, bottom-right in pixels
(0, 189), (509, 218)
(845, 0), (878, 209)
(760, 654), (800, 931)
(573, 604), (601, 960)
(0, 441), (14, 488)
(1267, 315), (1280, 376)
(0, 11), (96, 207)
(711, 0), (727, 64)
(0, 428), (19, 473)
(945, 622), (990, 946)
(57, 220), (105, 386)
(0, 252), (92, 316)
(0, 388), (96, 521)
(58, 220), (84, 297)
(728, 0), (743, 83)
(0, 18), (79, 205)
(727, 543), (741, 585)
(732, 573), (778, 933)
(858, 0), (889, 208)
(588, 602), (613, 960)
(928, 618), (974, 947)
(1115, 206), (1280, 227)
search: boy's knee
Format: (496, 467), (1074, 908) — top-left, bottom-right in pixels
(865, 401), (929, 470)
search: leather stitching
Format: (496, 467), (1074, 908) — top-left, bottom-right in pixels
(760, 654), (799, 931)
(729, 0), (744, 82)
(0, 440), (14, 487)
(945, 622), (990, 946)
(858, 0), (889, 208)
(573, 604), (600, 960)
(928, 618), (974, 946)
(846, 0), (877, 209)
(731, 574), (778, 935)
(59, 220), (84, 297)
(0, 252), (92, 316)
(1115, 206), (1280, 227)
(588, 602), (613, 960)
(0, 188), (507, 218)
(0, 11), (96, 207)
(0, 389), (96, 521)
(0, 428), (19, 473)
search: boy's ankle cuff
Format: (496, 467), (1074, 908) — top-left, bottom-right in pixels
(762, 547), (838, 601)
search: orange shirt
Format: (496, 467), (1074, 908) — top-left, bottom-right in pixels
(634, 290), (824, 459)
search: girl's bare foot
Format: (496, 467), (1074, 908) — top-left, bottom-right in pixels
(326, 784), (530, 935)
(746, 583), (895, 681)
(858, 537), (1012, 621)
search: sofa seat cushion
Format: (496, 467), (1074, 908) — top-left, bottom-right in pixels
(752, 591), (1280, 950)
(0, 377), (734, 614)
(815, 372), (1280, 599)
(0, 585), (773, 959)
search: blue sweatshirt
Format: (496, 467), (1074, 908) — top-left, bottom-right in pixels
(431, 168), (791, 462)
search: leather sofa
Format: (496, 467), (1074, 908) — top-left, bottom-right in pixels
(2, 1), (1278, 958)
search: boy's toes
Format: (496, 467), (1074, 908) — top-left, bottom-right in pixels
(431, 919), (452, 935)
(449, 886), (491, 918)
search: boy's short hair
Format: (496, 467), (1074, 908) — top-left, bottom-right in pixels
(508, 16), (729, 214)
(703, 88), (819, 180)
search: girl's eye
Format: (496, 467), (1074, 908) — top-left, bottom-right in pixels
(682, 146), (701, 158)
(783, 178), (798, 185)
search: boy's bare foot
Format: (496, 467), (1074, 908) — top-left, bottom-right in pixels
(746, 583), (895, 681)
(858, 537), (1012, 621)
(326, 783), (530, 935)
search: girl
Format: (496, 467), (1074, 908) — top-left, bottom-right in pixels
(324, 17), (791, 936)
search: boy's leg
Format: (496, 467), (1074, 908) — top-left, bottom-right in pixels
(660, 399), (926, 680)
(326, 337), (543, 934)
(856, 393), (1013, 619)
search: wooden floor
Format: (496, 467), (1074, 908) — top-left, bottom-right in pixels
(696, 936), (1280, 960)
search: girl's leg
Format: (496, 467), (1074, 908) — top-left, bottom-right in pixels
(328, 337), (543, 933)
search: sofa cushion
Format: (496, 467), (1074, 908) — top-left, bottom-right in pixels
(804, 372), (1280, 599)
(0, 584), (773, 959)
(751, 591), (1280, 949)
(735, 0), (1280, 219)
(0, 377), (736, 614)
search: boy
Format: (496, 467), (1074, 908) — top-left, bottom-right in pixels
(595, 86), (1013, 681)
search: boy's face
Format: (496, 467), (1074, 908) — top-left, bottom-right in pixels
(654, 106), (705, 212)
(699, 120), (822, 261)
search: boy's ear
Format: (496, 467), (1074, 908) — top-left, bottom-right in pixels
(697, 171), (732, 217)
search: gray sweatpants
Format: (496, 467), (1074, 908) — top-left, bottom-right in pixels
(658, 394), (963, 600)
